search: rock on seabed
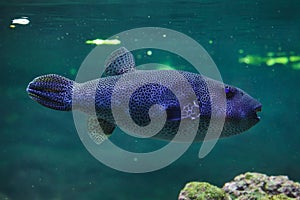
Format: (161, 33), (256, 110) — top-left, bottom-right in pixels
(179, 172), (300, 200)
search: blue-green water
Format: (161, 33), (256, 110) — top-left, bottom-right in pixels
(1, 1), (300, 199)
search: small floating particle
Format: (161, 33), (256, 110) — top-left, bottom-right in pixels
(266, 57), (289, 66)
(12, 17), (30, 25)
(239, 55), (265, 66)
(292, 63), (300, 70)
(85, 39), (121, 45)
(69, 68), (77, 76)
(146, 50), (152, 56)
(290, 56), (300, 62)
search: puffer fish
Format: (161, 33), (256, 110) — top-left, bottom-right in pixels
(26, 47), (262, 143)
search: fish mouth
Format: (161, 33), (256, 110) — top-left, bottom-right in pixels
(26, 81), (66, 108)
(27, 82), (45, 101)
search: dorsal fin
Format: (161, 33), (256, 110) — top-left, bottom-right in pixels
(103, 47), (135, 77)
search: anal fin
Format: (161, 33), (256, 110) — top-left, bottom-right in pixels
(87, 117), (115, 144)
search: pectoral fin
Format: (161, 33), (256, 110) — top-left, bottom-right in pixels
(87, 117), (115, 144)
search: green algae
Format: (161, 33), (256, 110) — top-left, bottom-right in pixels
(179, 182), (229, 200)
(179, 173), (299, 200)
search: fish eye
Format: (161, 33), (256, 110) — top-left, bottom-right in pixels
(225, 86), (235, 99)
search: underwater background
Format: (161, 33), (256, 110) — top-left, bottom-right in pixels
(1, 0), (300, 199)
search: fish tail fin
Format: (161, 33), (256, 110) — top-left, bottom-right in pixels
(26, 74), (74, 111)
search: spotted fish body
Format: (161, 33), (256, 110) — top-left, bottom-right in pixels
(27, 47), (261, 143)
